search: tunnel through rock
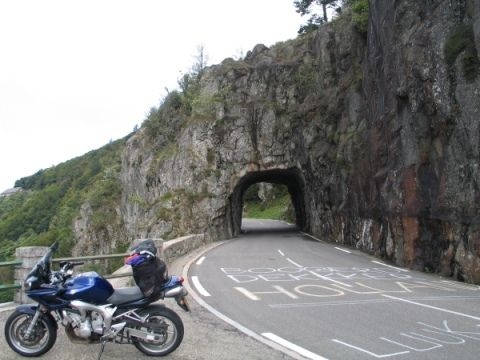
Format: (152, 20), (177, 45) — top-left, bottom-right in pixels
(227, 168), (309, 236)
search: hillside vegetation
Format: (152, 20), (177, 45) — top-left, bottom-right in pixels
(243, 184), (295, 223)
(0, 137), (127, 261)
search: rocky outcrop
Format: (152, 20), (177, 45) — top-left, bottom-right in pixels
(74, 0), (480, 283)
(73, 202), (128, 256)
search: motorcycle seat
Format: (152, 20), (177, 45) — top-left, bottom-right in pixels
(107, 286), (144, 305)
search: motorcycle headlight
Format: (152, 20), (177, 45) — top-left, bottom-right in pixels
(24, 281), (32, 291)
(24, 276), (39, 290)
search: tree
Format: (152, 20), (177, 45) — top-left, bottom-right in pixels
(191, 44), (209, 76)
(294, 0), (342, 33)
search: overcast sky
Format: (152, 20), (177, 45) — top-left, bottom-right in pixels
(0, 0), (306, 192)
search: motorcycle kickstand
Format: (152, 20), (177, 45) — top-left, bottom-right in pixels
(97, 340), (107, 360)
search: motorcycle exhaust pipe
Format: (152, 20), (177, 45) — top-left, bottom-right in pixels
(164, 286), (187, 298)
(164, 286), (190, 312)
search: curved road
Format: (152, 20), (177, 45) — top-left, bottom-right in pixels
(188, 219), (480, 360)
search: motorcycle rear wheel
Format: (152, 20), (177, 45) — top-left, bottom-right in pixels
(4, 311), (57, 357)
(133, 305), (184, 356)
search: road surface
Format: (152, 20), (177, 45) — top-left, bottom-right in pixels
(188, 219), (480, 360)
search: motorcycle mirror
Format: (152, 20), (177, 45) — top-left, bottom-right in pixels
(50, 242), (59, 252)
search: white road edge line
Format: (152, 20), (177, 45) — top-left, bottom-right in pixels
(382, 294), (480, 321)
(183, 249), (310, 360)
(191, 276), (211, 297)
(262, 333), (329, 360)
(278, 250), (285, 257)
(334, 247), (351, 254)
(372, 260), (409, 272)
(301, 232), (325, 243)
(195, 256), (206, 265)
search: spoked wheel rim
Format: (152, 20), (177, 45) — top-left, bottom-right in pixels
(8, 314), (50, 354)
(135, 315), (178, 354)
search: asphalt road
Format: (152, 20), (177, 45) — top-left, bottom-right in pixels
(188, 219), (480, 360)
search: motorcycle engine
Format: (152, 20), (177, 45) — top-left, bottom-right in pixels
(90, 312), (104, 335)
(62, 310), (104, 339)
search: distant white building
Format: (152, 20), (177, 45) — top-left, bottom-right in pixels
(0, 187), (23, 197)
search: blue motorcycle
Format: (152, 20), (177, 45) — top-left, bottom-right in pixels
(4, 242), (190, 358)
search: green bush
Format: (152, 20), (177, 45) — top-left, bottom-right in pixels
(243, 184), (293, 221)
(350, 0), (369, 35)
(143, 91), (187, 143)
(0, 266), (14, 302)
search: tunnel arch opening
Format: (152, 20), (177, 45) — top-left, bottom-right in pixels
(228, 168), (309, 236)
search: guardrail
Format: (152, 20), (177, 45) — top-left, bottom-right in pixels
(0, 260), (21, 292)
(0, 234), (206, 304)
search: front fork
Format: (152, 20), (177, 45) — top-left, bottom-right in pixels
(24, 307), (43, 338)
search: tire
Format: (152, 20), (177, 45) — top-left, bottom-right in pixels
(133, 305), (184, 356)
(4, 310), (57, 357)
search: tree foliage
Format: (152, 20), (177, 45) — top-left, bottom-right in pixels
(294, 0), (369, 35)
(294, 0), (342, 33)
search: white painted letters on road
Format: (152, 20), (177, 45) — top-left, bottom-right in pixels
(227, 275), (258, 283)
(234, 286), (299, 301)
(333, 320), (480, 358)
(332, 339), (410, 358)
(294, 285), (345, 298)
(381, 333), (442, 352)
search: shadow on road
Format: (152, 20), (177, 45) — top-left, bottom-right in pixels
(241, 218), (298, 235)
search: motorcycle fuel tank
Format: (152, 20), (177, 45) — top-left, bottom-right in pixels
(62, 272), (114, 304)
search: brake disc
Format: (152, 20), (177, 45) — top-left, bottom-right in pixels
(16, 318), (46, 346)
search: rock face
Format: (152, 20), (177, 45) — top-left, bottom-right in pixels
(108, 0), (480, 282)
(362, 0), (480, 281)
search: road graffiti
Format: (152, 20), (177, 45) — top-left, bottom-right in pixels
(332, 320), (480, 358)
(220, 267), (414, 280)
(220, 266), (478, 301)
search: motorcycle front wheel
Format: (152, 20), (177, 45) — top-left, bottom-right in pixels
(4, 311), (57, 357)
(133, 305), (184, 356)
